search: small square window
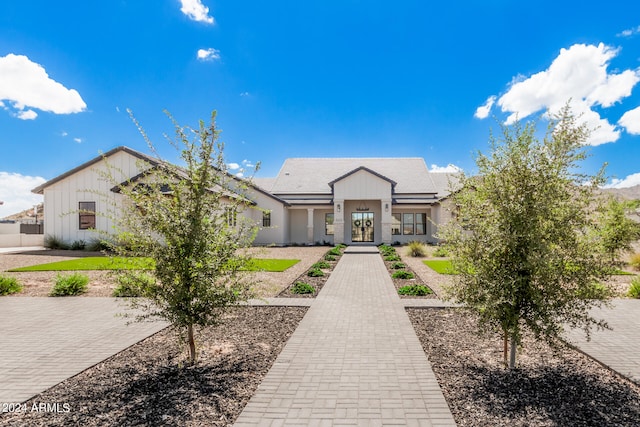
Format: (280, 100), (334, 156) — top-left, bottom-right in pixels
(79, 201), (96, 230)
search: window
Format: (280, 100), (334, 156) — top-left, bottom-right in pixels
(416, 213), (426, 235)
(403, 213), (414, 235)
(225, 206), (237, 227)
(325, 213), (334, 235)
(78, 202), (96, 230)
(262, 211), (271, 227)
(391, 213), (401, 235)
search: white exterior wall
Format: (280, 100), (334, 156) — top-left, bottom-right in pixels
(248, 190), (288, 246)
(42, 151), (147, 244)
(289, 209), (308, 244)
(333, 170), (392, 245)
(313, 209), (334, 245)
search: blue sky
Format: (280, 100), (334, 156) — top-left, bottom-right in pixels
(1, 0), (640, 217)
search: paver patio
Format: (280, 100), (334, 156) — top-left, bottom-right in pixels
(234, 246), (456, 426)
(564, 298), (640, 384)
(0, 297), (167, 403)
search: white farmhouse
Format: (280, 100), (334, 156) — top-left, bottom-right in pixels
(33, 146), (457, 246)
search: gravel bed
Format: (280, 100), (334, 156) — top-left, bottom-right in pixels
(407, 308), (640, 426)
(0, 306), (307, 427)
(381, 254), (437, 299)
(277, 248), (343, 298)
(0, 247), (328, 298)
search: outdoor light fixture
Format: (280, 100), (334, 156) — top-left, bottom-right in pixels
(385, 203), (389, 212)
(337, 204), (341, 212)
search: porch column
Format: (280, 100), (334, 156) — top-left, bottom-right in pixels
(307, 208), (314, 245)
(381, 199), (392, 244)
(334, 199), (344, 244)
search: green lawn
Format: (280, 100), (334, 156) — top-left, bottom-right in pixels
(423, 259), (457, 275)
(245, 259), (300, 272)
(422, 259), (637, 277)
(9, 257), (299, 273)
(9, 257), (153, 272)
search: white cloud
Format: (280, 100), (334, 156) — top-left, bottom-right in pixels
(429, 164), (462, 173)
(619, 106), (640, 135)
(603, 172), (640, 189)
(0, 54), (86, 120)
(618, 26), (640, 38)
(196, 48), (220, 62)
(476, 43), (640, 146)
(16, 109), (37, 120)
(240, 91), (250, 97)
(73, 137), (83, 143)
(180, 0), (214, 24)
(242, 159), (255, 169)
(0, 172), (45, 219)
(474, 96), (496, 119)
(227, 162), (240, 170)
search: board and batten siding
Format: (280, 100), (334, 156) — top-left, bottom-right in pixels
(332, 169), (392, 201)
(43, 150), (147, 243)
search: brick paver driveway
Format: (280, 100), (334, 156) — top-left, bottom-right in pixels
(0, 297), (167, 403)
(565, 298), (640, 384)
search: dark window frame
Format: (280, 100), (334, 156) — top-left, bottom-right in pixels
(78, 201), (96, 230)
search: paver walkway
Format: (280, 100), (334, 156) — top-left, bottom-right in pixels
(0, 297), (167, 403)
(564, 298), (640, 384)
(234, 246), (456, 426)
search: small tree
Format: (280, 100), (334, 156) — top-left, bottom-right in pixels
(597, 197), (640, 263)
(441, 106), (612, 368)
(111, 111), (258, 364)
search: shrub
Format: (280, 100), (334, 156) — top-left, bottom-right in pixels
(50, 273), (89, 296)
(112, 272), (154, 297)
(70, 240), (86, 250)
(398, 284), (433, 296)
(327, 247), (342, 256)
(629, 253), (640, 271)
(432, 247), (449, 257)
(324, 254), (336, 261)
(337, 243), (347, 249)
(291, 281), (315, 294)
(392, 270), (414, 279)
(391, 262), (406, 269)
(407, 241), (427, 257)
(307, 268), (325, 277)
(628, 278), (640, 299)
(378, 244), (396, 256)
(44, 235), (69, 250)
(384, 254), (401, 262)
(312, 261), (331, 269)
(0, 276), (22, 295)
(86, 238), (112, 252)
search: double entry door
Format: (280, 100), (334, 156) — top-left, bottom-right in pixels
(351, 212), (374, 242)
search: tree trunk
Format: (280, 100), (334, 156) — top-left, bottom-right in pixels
(503, 329), (508, 368)
(187, 324), (196, 364)
(509, 336), (517, 369)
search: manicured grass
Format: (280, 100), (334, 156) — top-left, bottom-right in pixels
(9, 257), (153, 272)
(423, 259), (457, 275)
(9, 257), (299, 273)
(422, 260), (637, 277)
(245, 259), (300, 272)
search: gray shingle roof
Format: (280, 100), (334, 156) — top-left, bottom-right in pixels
(267, 158), (442, 195)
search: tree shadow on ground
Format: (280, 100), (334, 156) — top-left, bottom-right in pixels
(465, 363), (640, 426)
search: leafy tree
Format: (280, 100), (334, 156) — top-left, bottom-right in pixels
(597, 197), (640, 263)
(440, 106), (612, 368)
(110, 111), (258, 364)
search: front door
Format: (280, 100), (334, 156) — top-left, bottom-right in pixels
(351, 212), (374, 242)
